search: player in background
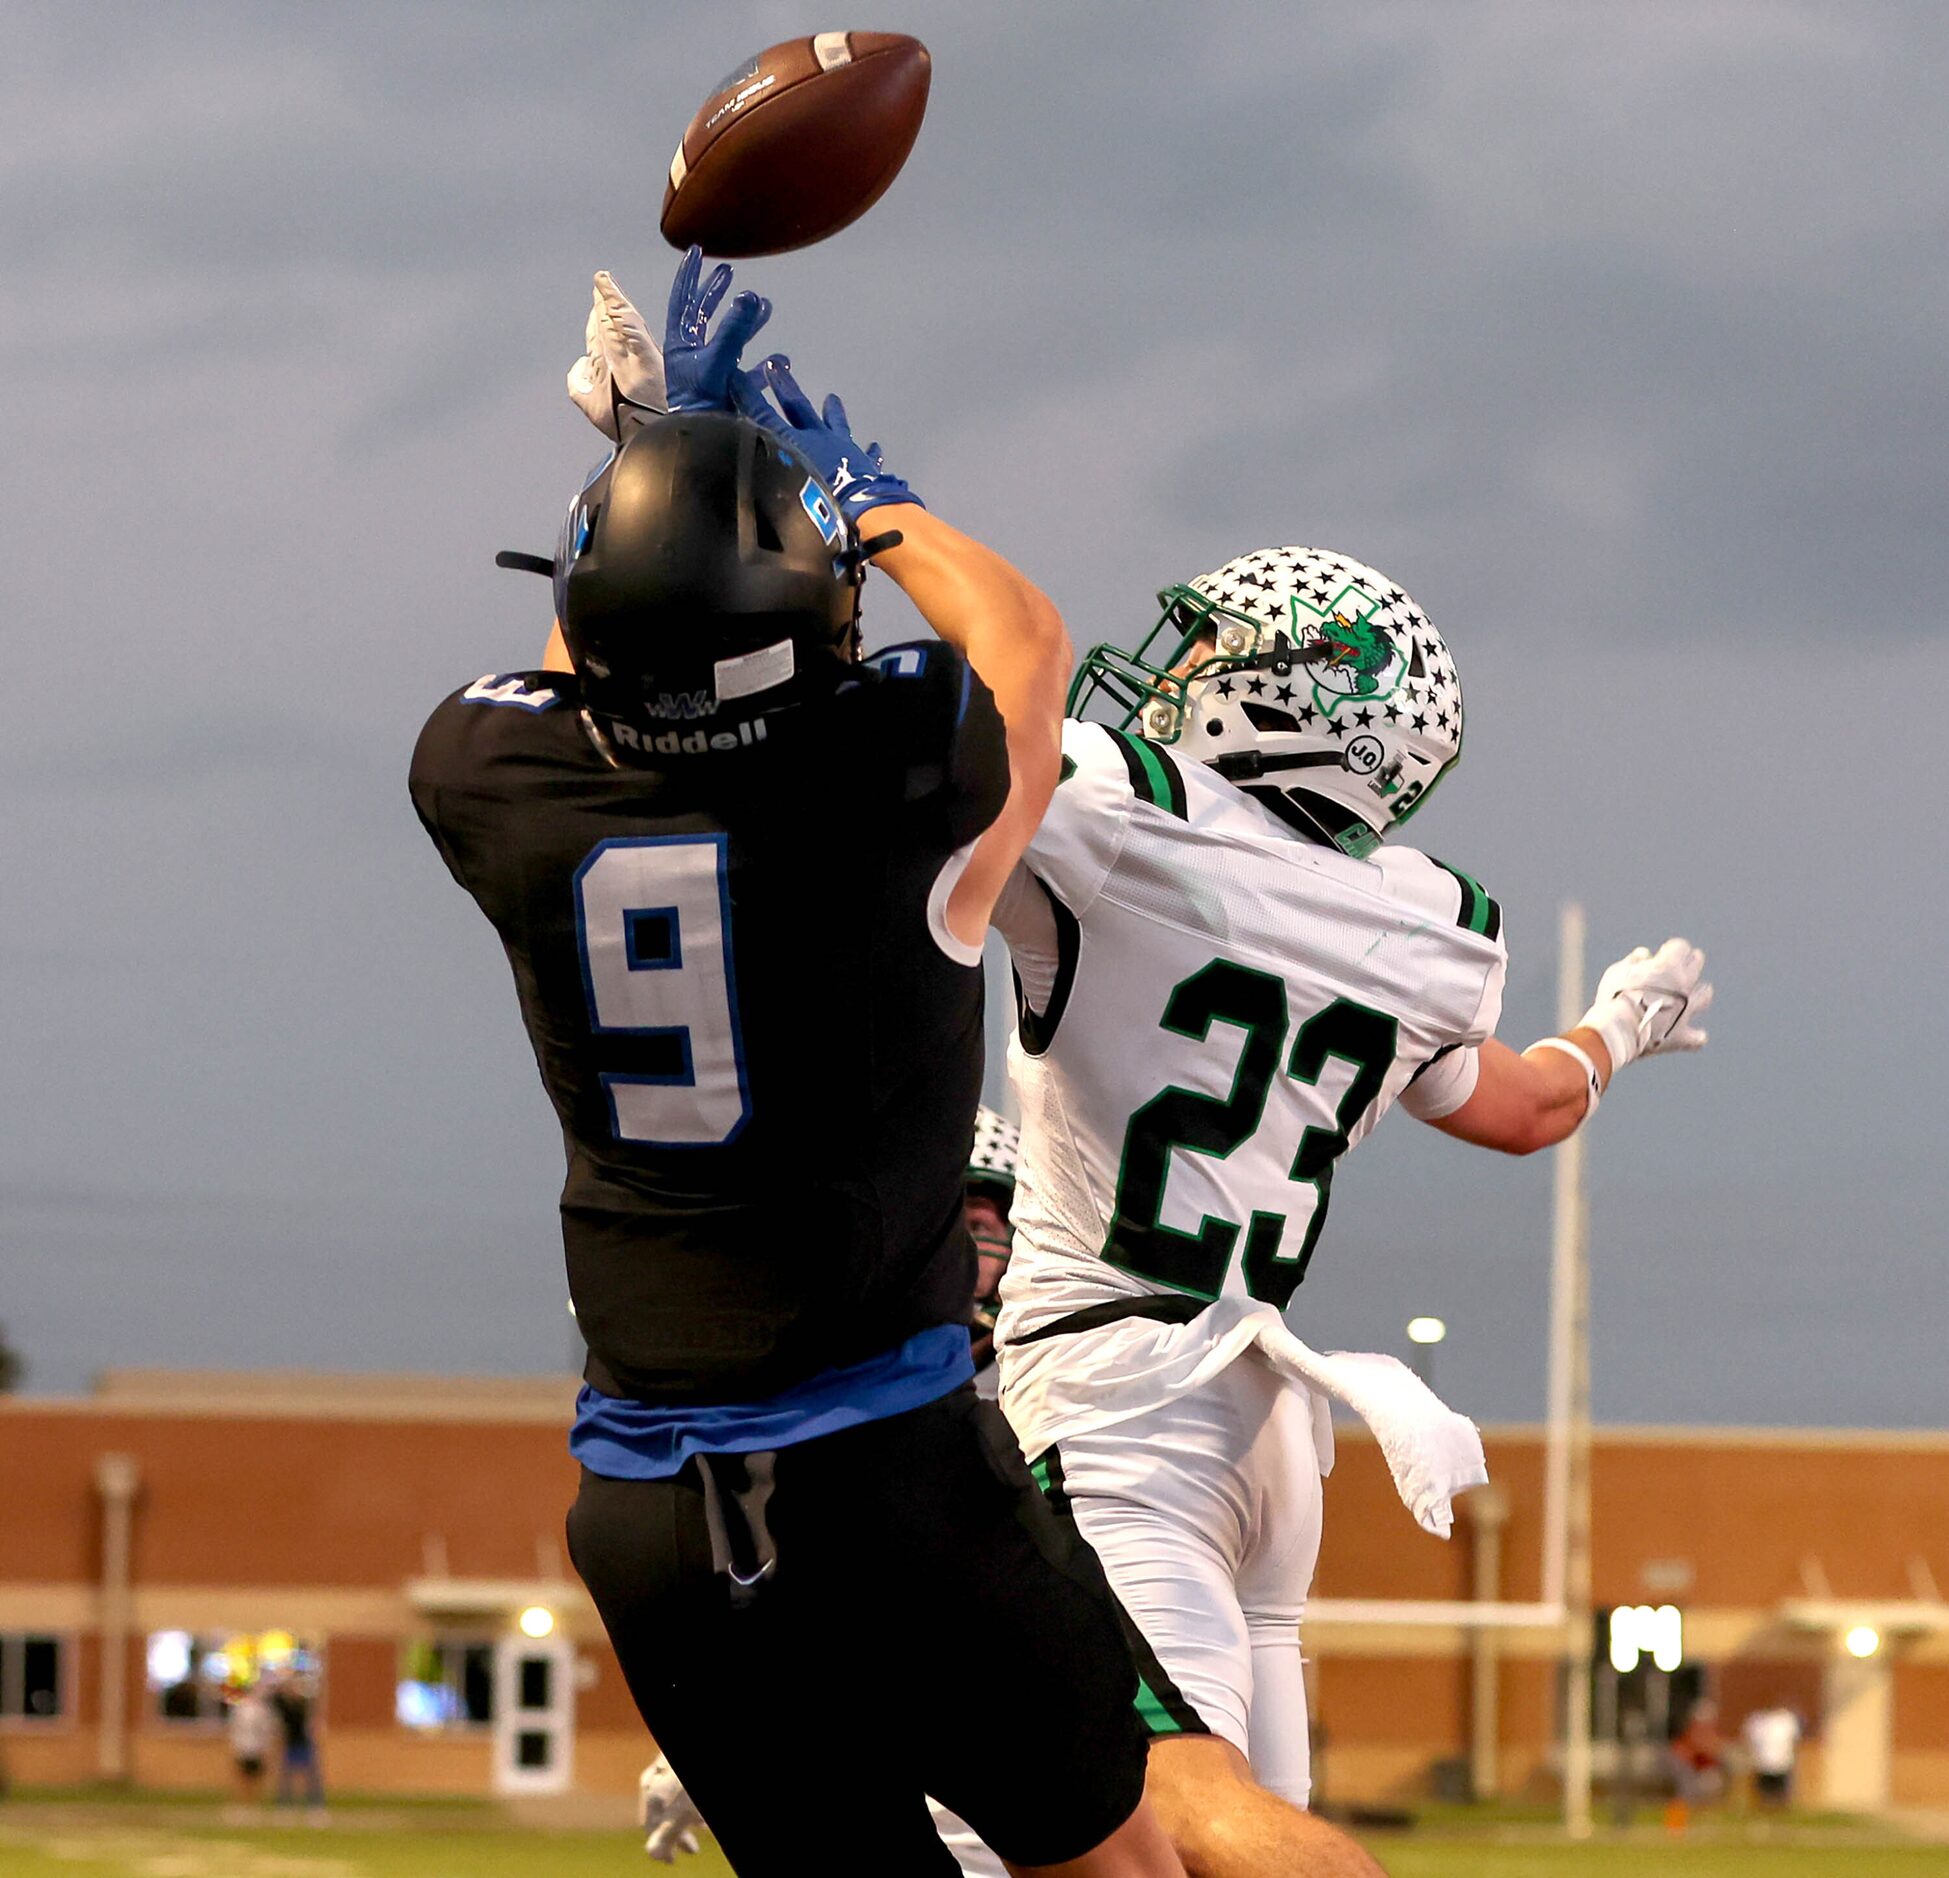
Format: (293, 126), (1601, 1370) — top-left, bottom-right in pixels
(965, 1106), (1020, 1388)
(414, 255), (1184, 1876)
(975, 549), (1709, 1874)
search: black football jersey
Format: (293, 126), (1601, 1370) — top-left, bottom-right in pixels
(409, 644), (1008, 1404)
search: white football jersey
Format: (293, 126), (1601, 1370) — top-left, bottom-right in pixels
(993, 721), (1507, 1356)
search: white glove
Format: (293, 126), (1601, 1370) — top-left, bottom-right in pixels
(638, 1754), (704, 1864)
(568, 271), (668, 438)
(1578, 937), (1712, 1071)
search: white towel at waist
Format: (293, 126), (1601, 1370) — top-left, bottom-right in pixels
(997, 1295), (1487, 1539)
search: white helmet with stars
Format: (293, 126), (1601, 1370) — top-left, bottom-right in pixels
(966, 1105), (1020, 1204)
(1070, 547), (1464, 857)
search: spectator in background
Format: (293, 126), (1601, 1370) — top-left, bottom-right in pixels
(226, 1681), (274, 1805)
(1742, 1698), (1802, 1812)
(269, 1670), (326, 1816)
(1666, 1697), (1726, 1832)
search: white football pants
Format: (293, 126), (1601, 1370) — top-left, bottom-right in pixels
(1042, 1347), (1325, 1806)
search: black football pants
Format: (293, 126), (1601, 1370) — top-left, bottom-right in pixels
(566, 1384), (1149, 1874)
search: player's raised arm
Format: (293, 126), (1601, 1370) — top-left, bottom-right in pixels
(732, 355), (1069, 951)
(865, 507), (1068, 943)
(1420, 937), (1712, 1154)
(539, 252), (777, 672)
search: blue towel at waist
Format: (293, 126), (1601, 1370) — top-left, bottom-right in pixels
(570, 1322), (975, 1480)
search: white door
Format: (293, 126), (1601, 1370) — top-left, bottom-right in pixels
(1822, 1653), (1892, 1809)
(492, 1636), (574, 1795)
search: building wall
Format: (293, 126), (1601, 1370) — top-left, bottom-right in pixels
(6, 1381), (1945, 1806)
(1894, 1663), (1949, 1804)
(1309, 1424), (1949, 1803)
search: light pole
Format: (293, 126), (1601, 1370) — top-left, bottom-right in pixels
(1406, 1315), (1446, 1388)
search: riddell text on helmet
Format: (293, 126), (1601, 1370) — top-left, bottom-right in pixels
(603, 715), (772, 757)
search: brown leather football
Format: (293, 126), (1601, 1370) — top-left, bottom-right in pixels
(660, 32), (931, 257)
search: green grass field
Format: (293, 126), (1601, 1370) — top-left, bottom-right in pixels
(3, 1800), (1947, 1877)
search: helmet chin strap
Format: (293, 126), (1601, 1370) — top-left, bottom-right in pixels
(1211, 748), (1348, 782)
(832, 528), (904, 577)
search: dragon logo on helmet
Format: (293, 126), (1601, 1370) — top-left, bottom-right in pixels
(1066, 545), (1464, 857)
(1292, 600), (1404, 709)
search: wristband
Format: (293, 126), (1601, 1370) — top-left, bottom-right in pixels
(1576, 997), (1645, 1076)
(1528, 1036), (1602, 1123)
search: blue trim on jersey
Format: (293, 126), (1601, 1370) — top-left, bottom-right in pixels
(570, 1324), (975, 1479)
(865, 643), (928, 680)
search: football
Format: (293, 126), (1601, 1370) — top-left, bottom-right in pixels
(660, 32), (931, 257)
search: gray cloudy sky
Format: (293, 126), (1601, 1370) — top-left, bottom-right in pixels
(4, 2), (1944, 1425)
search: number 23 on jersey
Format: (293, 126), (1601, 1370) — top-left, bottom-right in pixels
(1105, 959), (1397, 1308)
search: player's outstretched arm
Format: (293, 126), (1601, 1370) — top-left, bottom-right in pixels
(1426, 937), (1711, 1155)
(731, 356), (1069, 951)
(1425, 1034), (1614, 1155)
(867, 504), (1069, 949)
(542, 255), (777, 669)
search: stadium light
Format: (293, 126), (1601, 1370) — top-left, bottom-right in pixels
(1609, 1604), (1684, 1673)
(1844, 1624), (1881, 1659)
(1406, 1316), (1447, 1345)
(518, 1605), (556, 1640)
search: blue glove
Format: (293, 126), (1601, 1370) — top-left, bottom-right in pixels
(732, 356), (921, 520)
(664, 245), (773, 412)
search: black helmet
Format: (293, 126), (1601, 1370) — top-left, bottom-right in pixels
(549, 412), (873, 761)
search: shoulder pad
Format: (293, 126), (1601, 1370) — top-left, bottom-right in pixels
(1057, 720), (1192, 816)
(859, 640), (939, 683)
(459, 671), (564, 712)
(845, 641), (975, 765)
(1020, 722), (1144, 915)
(1099, 726), (1189, 818)
(1371, 846), (1503, 942)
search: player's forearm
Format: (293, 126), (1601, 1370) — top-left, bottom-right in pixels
(1513, 1026), (1614, 1149)
(1432, 1031), (1613, 1155)
(871, 505), (1071, 686)
(872, 502), (1070, 807)
(873, 503), (1069, 941)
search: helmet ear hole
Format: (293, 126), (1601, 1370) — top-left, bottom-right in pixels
(753, 506), (783, 553)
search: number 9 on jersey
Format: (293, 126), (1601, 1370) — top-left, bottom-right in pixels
(574, 835), (751, 1148)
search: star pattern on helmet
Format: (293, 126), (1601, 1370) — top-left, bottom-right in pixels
(1175, 545), (1464, 833)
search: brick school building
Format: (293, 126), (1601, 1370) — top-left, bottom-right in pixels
(2, 1370), (1945, 1808)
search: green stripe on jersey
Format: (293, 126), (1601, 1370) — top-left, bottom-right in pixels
(1433, 858), (1501, 940)
(1135, 1678), (1186, 1737)
(1107, 730), (1187, 817)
